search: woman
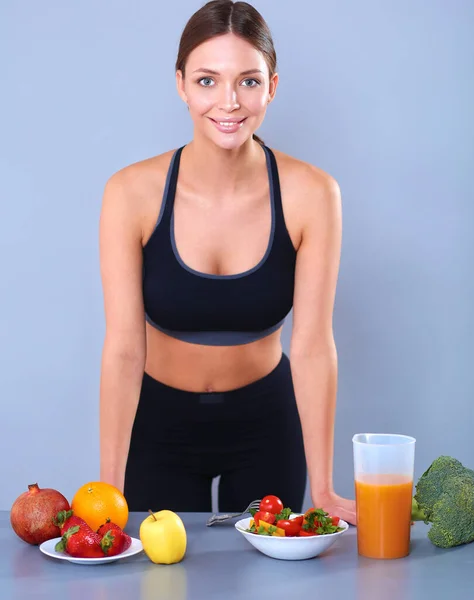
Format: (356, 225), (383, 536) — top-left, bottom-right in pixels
(99, 0), (356, 524)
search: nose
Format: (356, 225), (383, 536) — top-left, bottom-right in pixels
(217, 83), (241, 112)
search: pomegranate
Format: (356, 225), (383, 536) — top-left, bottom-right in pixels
(10, 483), (70, 545)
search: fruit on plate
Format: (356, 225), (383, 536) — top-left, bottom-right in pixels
(98, 518), (132, 556)
(53, 509), (89, 536)
(71, 481), (128, 532)
(55, 523), (104, 558)
(10, 483), (70, 545)
(140, 509), (187, 564)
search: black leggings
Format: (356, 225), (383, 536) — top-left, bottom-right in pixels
(123, 353), (307, 512)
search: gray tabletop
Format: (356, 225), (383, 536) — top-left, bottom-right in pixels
(2, 511), (473, 600)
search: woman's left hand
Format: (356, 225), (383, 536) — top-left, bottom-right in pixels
(311, 489), (357, 526)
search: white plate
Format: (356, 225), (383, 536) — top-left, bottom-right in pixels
(39, 536), (143, 565)
(235, 514), (349, 561)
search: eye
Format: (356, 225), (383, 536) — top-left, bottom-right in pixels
(197, 77), (215, 87)
(242, 78), (261, 88)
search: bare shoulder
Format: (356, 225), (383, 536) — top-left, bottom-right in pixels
(272, 147), (341, 210)
(105, 149), (175, 193)
(270, 148), (341, 246)
(101, 149), (177, 243)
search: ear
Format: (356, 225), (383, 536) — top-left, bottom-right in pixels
(267, 72), (279, 104)
(176, 70), (188, 105)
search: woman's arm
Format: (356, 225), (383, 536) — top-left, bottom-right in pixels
(98, 171), (146, 493)
(289, 165), (356, 525)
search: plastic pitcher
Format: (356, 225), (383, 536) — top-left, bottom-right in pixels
(353, 433), (416, 559)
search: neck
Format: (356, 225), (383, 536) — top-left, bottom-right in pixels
(183, 134), (265, 197)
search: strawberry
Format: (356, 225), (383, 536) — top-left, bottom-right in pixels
(55, 525), (104, 558)
(53, 510), (88, 536)
(97, 518), (132, 556)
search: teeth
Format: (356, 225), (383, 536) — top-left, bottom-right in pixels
(217, 121), (241, 126)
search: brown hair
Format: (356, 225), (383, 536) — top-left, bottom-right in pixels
(175, 0), (277, 146)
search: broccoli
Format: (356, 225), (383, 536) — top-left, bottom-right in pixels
(411, 497), (427, 521)
(411, 455), (474, 548)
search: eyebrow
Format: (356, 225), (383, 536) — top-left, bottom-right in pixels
(192, 68), (264, 76)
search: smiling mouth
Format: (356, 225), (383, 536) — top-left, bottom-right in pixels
(208, 117), (248, 133)
(209, 118), (247, 124)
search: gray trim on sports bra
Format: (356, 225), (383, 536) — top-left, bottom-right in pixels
(170, 144), (276, 280)
(146, 148), (181, 242)
(145, 313), (286, 346)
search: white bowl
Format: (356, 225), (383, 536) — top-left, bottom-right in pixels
(235, 514), (349, 560)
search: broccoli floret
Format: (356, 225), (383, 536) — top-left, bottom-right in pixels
(426, 475), (474, 548)
(412, 456), (474, 548)
(414, 456), (469, 519)
(411, 498), (427, 522)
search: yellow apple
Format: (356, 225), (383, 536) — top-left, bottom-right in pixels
(139, 510), (187, 564)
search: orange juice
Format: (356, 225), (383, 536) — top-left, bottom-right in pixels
(355, 473), (413, 559)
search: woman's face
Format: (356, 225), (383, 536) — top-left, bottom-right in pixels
(176, 33), (278, 149)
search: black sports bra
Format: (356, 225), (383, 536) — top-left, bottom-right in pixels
(142, 145), (297, 346)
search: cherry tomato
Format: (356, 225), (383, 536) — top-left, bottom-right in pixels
(331, 516), (340, 526)
(291, 515), (304, 527)
(299, 530), (317, 537)
(276, 519), (301, 536)
(254, 511), (276, 526)
(259, 495), (284, 515)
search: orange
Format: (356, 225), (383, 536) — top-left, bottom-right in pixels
(71, 482), (129, 532)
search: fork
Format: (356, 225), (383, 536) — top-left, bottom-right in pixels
(206, 499), (262, 527)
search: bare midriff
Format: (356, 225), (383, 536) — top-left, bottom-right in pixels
(144, 322), (284, 392)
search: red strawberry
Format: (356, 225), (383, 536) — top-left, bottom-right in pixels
(53, 510), (88, 536)
(97, 518), (132, 556)
(55, 525), (104, 558)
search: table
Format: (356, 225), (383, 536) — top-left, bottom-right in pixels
(1, 512), (473, 599)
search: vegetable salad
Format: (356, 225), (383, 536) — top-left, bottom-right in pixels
(246, 495), (345, 537)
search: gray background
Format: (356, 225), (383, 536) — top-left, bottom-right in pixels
(1, 0), (473, 511)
